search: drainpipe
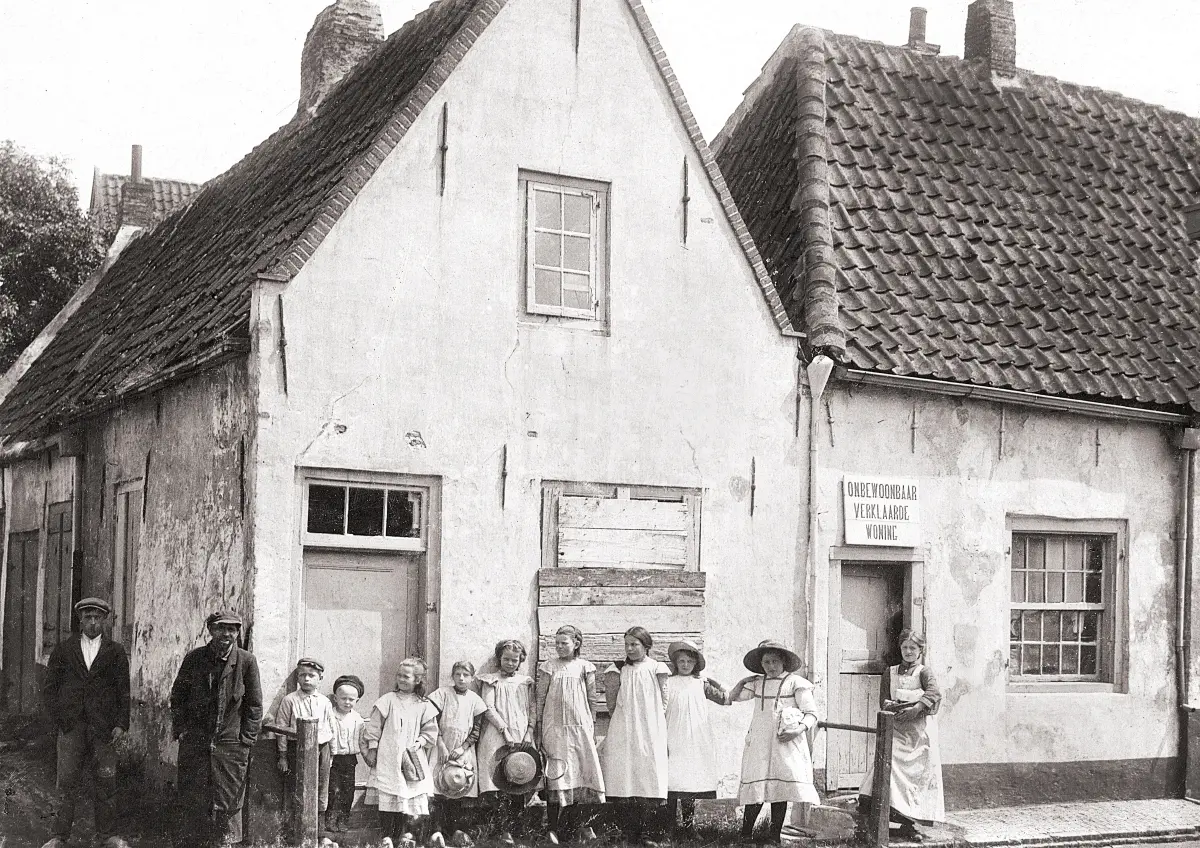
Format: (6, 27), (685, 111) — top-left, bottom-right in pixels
(1178, 430), (1199, 706)
(804, 354), (835, 675)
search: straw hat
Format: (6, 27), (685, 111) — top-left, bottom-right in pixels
(667, 639), (706, 674)
(434, 760), (474, 799)
(492, 743), (544, 794)
(743, 639), (802, 674)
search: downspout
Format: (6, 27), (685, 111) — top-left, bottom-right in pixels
(805, 355), (835, 675)
(791, 26), (845, 671)
(1177, 448), (1193, 706)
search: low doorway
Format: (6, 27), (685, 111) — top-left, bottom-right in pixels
(824, 547), (924, 791)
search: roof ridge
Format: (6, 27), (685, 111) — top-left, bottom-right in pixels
(624, 0), (798, 337)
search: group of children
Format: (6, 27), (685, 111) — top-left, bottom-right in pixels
(273, 628), (822, 848)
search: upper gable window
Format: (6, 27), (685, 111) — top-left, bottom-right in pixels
(521, 171), (608, 326)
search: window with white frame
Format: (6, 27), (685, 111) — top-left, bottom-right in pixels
(522, 172), (608, 323)
(1008, 518), (1123, 685)
(303, 478), (426, 552)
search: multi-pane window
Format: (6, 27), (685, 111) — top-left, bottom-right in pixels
(1010, 533), (1109, 680)
(522, 173), (608, 323)
(304, 481), (425, 551)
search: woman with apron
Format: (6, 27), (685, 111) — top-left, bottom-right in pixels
(859, 629), (945, 841)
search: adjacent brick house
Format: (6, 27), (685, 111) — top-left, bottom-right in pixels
(714, 0), (1200, 808)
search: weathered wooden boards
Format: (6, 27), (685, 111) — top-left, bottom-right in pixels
(547, 492), (701, 571)
(537, 568), (706, 664)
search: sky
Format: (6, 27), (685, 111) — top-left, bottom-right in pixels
(1, 0), (1198, 207)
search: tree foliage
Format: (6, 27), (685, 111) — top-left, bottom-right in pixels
(0, 140), (104, 372)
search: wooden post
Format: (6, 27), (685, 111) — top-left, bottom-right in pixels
(871, 710), (895, 848)
(294, 716), (319, 845)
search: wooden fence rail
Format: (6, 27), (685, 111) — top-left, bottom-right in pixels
(818, 710), (895, 848)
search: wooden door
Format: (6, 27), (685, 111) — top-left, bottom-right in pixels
(302, 549), (422, 709)
(42, 502), (74, 658)
(827, 563), (904, 790)
(3, 531), (42, 714)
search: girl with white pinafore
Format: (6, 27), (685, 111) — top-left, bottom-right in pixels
(859, 629), (944, 840)
(599, 626), (671, 844)
(663, 639), (729, 835)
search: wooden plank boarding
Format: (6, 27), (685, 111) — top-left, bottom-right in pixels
(559, 496), (690, 531)
(558, 526), (687, 569)
(538, 568), (705, 588)
(538, 586), (704, 607)
(537, 632), (704, 664)
(539, 604), (704, 636)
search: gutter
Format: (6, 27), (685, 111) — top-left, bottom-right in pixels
(837, 368), (1193, 426)
(1176, 439), (1195, 707)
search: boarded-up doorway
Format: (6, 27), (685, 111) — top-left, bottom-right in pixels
(825, 547), (924, 791)
(4, 530), (41, 714)
(303, 550), (423, 708)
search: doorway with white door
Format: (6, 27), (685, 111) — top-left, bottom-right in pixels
(824, 546), (924, 792)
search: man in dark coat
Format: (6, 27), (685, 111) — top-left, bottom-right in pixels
(41, 597), (130, 848)
(170, 610), (262, 846)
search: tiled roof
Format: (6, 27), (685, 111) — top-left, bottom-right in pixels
(0, 0), (502, 440)
(0, 0), (795, 442)
(89, 173), (202, 233)
(715, 27), (1200, 413)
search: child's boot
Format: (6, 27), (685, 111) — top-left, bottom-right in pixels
(429, 831), (447, 848)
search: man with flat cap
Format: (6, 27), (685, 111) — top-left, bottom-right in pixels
(41, 597), (130, 848)
(170, 610), (262, 846)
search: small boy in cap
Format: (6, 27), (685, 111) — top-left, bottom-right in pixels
(328, 674), (367, 832)
(276, 657), (338, 837)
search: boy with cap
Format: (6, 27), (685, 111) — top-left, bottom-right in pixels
(170, 609), (262, 847)
(328, 674), (367, 832)
(276, 657), (338, 837)
(41, 597), (130, 848)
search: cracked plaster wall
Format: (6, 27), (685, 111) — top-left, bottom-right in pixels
(247, 0), (804, 794)
(815, 382), (1180, 768)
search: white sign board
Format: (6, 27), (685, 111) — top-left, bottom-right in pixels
(843, 475), (921, 547)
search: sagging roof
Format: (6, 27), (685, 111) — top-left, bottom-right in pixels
(0, 0), (793, 442)
(714, 24), (1200, 413)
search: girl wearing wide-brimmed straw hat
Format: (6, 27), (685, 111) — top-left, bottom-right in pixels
(728, 640), (820, 845)
(662, 640), (729, 835)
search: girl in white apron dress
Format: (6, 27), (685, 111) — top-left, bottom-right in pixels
(729, 640), (820, 846)
(664, 640), (729, 835)
(859, 629), (945, 841)
(599, 626), (671, 844)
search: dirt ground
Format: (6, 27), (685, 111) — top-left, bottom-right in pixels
(0, 712), (776, 848)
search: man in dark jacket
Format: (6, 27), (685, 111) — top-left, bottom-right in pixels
(170, 610), (262, 846)
(41, 597), (130, 848)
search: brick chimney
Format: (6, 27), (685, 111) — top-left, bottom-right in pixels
(118, 144), (156, 230)
(964, 0), (1017, 79)
(297, 0), (385, 119)
(906, 7), (941, 56)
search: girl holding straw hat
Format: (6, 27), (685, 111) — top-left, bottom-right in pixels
(729, 639), (820, 845)
(663, 639), (729, 835)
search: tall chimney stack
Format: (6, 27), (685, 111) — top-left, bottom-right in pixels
(964, 0), (1017, 79)
(297, 0), (385, 120)
(906, 7), (941, 56)
(119, 144), (156, 231)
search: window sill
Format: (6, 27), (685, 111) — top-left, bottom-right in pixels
(519, 314), (610, 336)
(1007, 681), (1115, 694)
(301, 534), (425, 553)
